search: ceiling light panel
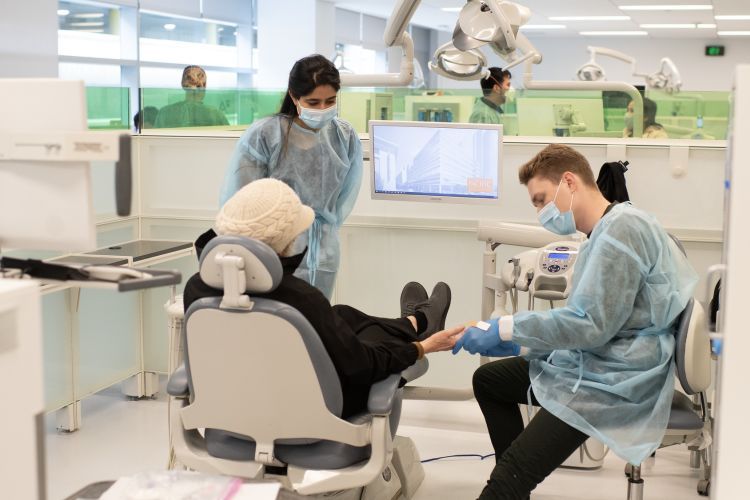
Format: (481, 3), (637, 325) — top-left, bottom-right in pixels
(580, 30), (649, 36)
(715, 15), (750, 20)
(640, 23), (697, 28)
(520, 24), (567, 30)
(619, 5), (713, 11)
(549, 16), (631, 21)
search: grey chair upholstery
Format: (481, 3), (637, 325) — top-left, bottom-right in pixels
(626, 296), (713, 499)
(167, 235), (414, 495)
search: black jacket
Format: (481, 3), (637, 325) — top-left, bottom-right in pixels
(183, 229), (418, 417)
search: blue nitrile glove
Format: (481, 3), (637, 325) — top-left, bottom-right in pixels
(452, 318), (521, 357)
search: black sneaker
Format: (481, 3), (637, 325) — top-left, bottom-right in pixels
(400, 281), (428, 318)
(415, 282), (451, 340)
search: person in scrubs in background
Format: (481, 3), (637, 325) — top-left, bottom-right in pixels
(469, 67), (511, 125)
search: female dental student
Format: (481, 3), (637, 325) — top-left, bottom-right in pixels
(219, 54), (363, 299)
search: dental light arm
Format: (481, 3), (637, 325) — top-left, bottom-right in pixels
(576, 46), (638, 82)
(496, 31), (541, 71)
(646, 57), (682, 94)
(340, 0), (418, 87)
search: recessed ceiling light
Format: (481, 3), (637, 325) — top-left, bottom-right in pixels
(69, 22), (104, 27)
(520, 24), (566, 30)
(640, 24), (696, 28)
(715, 15), (750, 20)
(441, 7), (462, 12)
(57, 9), (70, 16)
(697, 24), (717, 29)
(718, 30), (750, 36)
(549, 16), (630, 21)
(620, 4), (712, 11)
(73, 13), (105, 19)
(163, 23), (176, 31)
(580, 31), (649, 36)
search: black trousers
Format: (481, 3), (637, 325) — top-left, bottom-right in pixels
(332, 304), (419, 345)
(473, 357), (588, 500)
(331, 304), (418, 417)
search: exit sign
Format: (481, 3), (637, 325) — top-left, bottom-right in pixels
(706, 45), (725, 56)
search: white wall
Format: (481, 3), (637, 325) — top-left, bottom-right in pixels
(0, 1), (58, 77)
(434, 33), (750, 92)
(256, 0), (336, 88)
(134, 133), (725, 387)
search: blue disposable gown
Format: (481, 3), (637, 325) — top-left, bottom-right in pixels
(513, 203), (697, 465)
(219, 115), (363, 298)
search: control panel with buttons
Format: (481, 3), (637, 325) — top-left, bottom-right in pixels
(539, 245), (578, 276)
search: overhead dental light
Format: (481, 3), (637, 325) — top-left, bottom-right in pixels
(646, 57), (682, 93)
(429, 42), (488, 80)
(430, 0), (541, 81)
(575, 46), (637, 82)
(575, 46), (682, 93)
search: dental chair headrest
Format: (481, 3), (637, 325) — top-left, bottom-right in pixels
(199, 235), (283, 293)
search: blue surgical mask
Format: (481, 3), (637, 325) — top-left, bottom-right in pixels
(297, 103), (337, 129)
(538, 179), (576, 235)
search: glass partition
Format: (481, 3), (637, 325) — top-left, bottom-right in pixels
(85, 84), (729, 140)
(337, 87), (730, 140)
(139, 88), (284, 130)
(85, 86), (130, 130)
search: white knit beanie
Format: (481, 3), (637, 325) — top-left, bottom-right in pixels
(215, 178), (314, 254)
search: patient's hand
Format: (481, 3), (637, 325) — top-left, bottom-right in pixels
(420, 325), (465, 354)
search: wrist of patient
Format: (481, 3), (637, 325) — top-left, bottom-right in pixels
(413, 341), (426, 358)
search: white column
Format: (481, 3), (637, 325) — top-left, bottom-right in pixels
(713, 64), (750, 498)
(0, 0), (58, 77)
(255, 0), (335, 88)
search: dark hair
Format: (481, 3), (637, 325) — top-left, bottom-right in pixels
(518, 144), (597, 188)
(480, 67), (511, 96)
(279, 54), (341, 118)
(643, 97), (658, 127)
(133, 106), (159, 130)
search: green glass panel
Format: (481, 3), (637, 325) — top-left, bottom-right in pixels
(86, 87), (129, 130)
(132, 85), (729, 140)
(140, 88), (285, 130)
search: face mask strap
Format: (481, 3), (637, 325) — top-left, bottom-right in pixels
(553, 177), (575, 213)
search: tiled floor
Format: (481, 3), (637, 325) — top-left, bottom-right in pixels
(47, 383), (706, 500)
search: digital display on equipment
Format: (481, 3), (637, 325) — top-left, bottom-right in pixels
(370, 121), (501, 203)
(548, 253), (570, 260)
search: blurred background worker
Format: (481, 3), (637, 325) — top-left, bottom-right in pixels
(469, 67), (511, 124)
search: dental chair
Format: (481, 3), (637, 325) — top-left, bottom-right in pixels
(625, 296), (713, 499)
(166, 235), (425, 498)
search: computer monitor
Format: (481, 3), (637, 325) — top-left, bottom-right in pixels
(369, 120), (502, 205)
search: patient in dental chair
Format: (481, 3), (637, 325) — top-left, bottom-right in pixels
(183, 178), (462, 418)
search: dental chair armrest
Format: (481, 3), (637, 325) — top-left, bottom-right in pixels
(167, 364), (189, 398)
(367, 374), (401, 415)
(401, 357), (429, 383)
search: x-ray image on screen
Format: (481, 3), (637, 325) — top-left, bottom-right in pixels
(371, 122), (501, 203)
